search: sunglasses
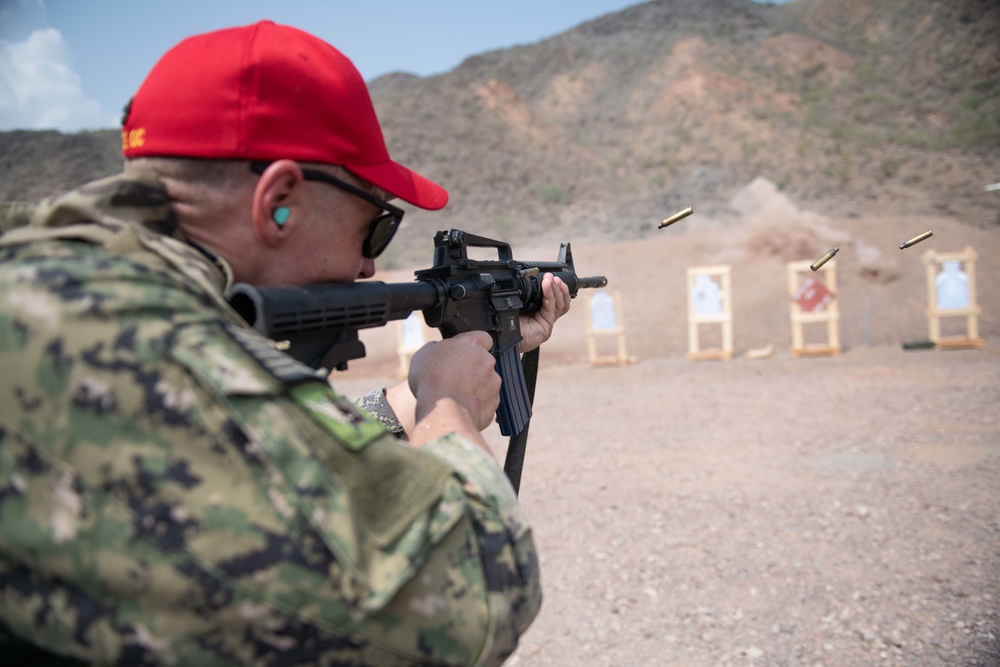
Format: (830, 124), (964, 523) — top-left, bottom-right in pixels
(250, 162), (404, 259)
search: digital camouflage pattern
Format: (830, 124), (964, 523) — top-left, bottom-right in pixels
(0, 169), (541, 666)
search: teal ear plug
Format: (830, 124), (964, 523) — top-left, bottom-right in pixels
(273, 207), (290, 227)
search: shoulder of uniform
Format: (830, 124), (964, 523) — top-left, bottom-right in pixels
(222, 322), (327, 387)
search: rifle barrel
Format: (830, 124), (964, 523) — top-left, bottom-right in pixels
(576, 276), (609, 289)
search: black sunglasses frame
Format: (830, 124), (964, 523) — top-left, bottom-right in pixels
(249, 161), (404, 259)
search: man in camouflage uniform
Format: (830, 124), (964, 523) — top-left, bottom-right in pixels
(0, 21), (571, 666)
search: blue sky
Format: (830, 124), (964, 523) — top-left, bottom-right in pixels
(0, 0), (792, 133)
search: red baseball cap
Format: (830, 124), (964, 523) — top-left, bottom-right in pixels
(121, 20), (447, 210)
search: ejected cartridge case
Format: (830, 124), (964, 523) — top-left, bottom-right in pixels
(899, 230), (933, 249)
(810, 247), (839, 271)
(658, 207), (694, 229)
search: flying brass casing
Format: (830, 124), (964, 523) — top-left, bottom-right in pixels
(658, 207), (694, 229)
(810, 247), (839, 271)
(899, 230), (933, 249)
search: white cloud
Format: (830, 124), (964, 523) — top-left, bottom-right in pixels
(0, 27), (110, 131)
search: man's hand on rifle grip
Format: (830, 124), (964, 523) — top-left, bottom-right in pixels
(407, 331), (502, 452)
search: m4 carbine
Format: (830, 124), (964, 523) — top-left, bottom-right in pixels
(228, 229), (607, 438)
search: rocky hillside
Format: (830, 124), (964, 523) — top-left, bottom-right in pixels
(2, 0), (997, 268)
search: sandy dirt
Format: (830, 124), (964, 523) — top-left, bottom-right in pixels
(332, 185), (999, 666)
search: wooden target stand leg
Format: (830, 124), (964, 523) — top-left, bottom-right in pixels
(922, 246), (984, 350)
(787, 259), (841, 358)
(584, 290), (631, 366)
(687, 265), (733, 361)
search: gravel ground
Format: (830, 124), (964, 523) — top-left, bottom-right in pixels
(332, 204), (999, 665)
(499, 345), (1000, 667)
(338, 344), (999, 667)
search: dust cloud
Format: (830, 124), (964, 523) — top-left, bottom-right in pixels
(721, 177), (899, 283)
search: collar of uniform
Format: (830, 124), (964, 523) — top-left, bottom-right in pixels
(0, 168), (234, 298)
(109, 167), (234, 296)
(188, 238), (235, 293)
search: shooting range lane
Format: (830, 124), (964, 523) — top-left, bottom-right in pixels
(326, 194), (999, 665)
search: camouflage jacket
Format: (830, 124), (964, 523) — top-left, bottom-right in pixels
(0, 169), (541, 666)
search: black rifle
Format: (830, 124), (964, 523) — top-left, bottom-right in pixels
(228, 230), (607, 487)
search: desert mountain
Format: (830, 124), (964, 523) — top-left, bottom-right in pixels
(1, 0), (997, 268)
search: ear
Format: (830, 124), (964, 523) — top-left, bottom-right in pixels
(251, 160), (305, 247)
